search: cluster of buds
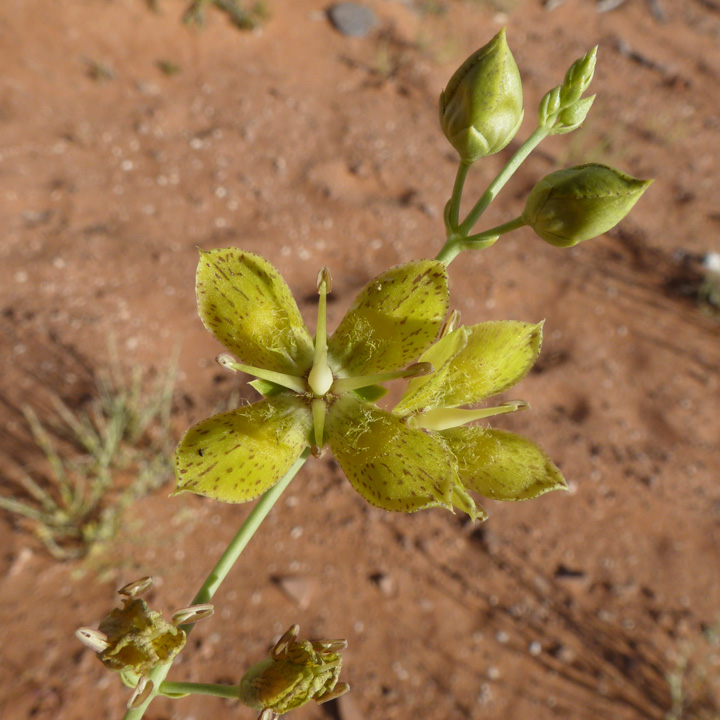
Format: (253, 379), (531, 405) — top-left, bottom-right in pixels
(76, 577), (213, 708)
(238, 624), (349, 718)
(439, 30), (651, 248)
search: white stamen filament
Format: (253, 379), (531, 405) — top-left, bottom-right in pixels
(217, 354), (307, 394)
(331, 362), (434, 394)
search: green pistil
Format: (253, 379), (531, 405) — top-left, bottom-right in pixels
(331, 362), (433, 395)
(217, 354), (306, 394)
(411, 400), (529, 431)
(308, 268), (334, 397)
(311, 398), (327, 448)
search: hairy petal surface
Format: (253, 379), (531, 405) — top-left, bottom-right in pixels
(328, 261), (449, 376)
(394, 326), (468, 416)
(196, 249), (314, 374)
(439, 426), (566, 500)
(175, 395), (312, 503)
(398, 321), (542, 413)
(326, 394), (455, 513)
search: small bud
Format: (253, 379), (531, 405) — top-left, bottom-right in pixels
(521, 164), (653, 248)
(539, 47), (597, 131)
(562, 47), (597, 106)
(238, 625), (349, 715)
(553, 95), (595, 135)
(439, 28), (524, 163)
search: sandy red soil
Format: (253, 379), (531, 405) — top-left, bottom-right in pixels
(1, 1), (719, 719)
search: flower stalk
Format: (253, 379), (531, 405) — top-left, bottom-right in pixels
(121, 448), (310, 720)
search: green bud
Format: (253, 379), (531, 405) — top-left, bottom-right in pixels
(562, 46), (597, 106)
(553, 95), (595, 135)
(521, 163), (653, 248)
(439, 28), (524, 163)
(539, 46), (597, 131)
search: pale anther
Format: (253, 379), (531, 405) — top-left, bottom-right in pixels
(118, 576), (153, 598)
(127, 677), (154, 709)
(172, 603), (215, 626)
(76, 627), (110, 652)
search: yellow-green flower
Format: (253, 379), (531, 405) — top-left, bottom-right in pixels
(174, 248), (565, 518)
(394, 316), (566, 520)
(175, 248), (456, 513)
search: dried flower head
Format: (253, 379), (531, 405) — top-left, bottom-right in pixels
(237, 625), (349, 717)
(76, 577), (212, 679)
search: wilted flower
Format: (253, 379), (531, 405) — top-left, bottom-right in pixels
(521, 163), (652, 247)
(76, 577), (212, 706)
(237, 625), (349, 717)
(439, 28), (524, 163)
(395, 315), (566, 520)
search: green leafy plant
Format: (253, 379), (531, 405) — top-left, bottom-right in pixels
(76, 29), (651, 719)
(0, 352), (177, 560)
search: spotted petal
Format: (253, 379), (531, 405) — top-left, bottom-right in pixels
(175, 395), (312, 503)
(439, 426), (566, 500)
(394, 325), (468, 415)
(397, 321), (542, 414)
(326, 394), (455, 513)
(196, 249), (314, 375)
(328, 260), (449, 377)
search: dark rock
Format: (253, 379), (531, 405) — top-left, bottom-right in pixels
(327, 3), (376, 37)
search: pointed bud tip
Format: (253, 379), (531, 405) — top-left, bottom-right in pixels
(440, 27), (523, 162)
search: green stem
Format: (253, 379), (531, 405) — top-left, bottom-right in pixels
(121, 447), (311, 720)
(159, 681), (240, 700)
(458, 127), (548, 236)
(447, 161), (471, 231)
(435, 217), (526, 266)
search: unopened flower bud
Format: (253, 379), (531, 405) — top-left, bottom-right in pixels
(238, 625), (349, 715)
(521, 164), (652, 248)
(439, 28), (524, 163)
(539, 47), (597, 132)
(553, 95), (595, 135)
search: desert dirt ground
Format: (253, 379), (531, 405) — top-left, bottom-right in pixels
(1, 0), (719, 719)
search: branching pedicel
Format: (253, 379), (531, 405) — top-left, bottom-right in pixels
(77, 29), (651, 719)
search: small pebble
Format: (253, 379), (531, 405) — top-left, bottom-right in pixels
(327, 3), (376, 37)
